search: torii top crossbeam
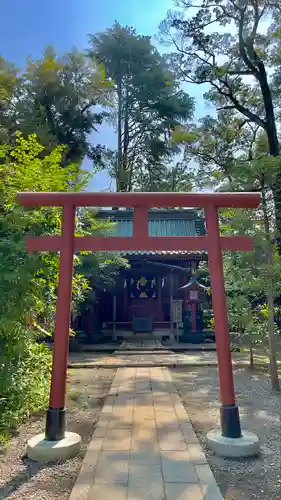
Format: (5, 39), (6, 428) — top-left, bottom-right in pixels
(18, 190), (259, 207)
(18, 191), (259, 253)
(17, 190), (260, 442)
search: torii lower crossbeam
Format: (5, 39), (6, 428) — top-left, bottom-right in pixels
(18, 191), (260, 444)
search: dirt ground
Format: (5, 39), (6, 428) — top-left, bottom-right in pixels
(0, 368), (115, 500)
(172, 366), (281, 500)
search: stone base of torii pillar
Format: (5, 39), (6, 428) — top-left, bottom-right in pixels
(207, 429), (260, 458)
(27, 432), (81, 462)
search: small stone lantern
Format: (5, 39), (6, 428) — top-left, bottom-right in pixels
(180, 278), (208, 333)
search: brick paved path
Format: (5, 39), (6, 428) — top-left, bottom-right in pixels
(69, 367), (223, 500)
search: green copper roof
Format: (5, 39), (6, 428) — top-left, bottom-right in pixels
(97, 209), (205, 258)
(180, 277), (209, 291)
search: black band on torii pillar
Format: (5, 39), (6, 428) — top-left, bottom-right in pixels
(220, 404), (242, 439)
(45, 408), (66, 441)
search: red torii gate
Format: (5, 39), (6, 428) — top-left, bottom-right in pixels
(18, 191), (260, 443)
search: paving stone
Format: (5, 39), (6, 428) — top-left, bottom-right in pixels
(135, 394), (153, 404)
(134, 415), (156, 426)
(201, 484), (224, 500)
(102, 394), (116, 405)
(103, 429), (131, 450)
(95, 451), (129, 485)
(108, 387), (119, 395)
(153, 392), (173, 401)
(181, 425), (200, 445)
(134, 413), (155, 424)
(88, 438), (104, 452)
(170, 393), (182, 406)
(155, 410), (178, 425)
(187, 444), (208, 464)
(195, 464), (216, 483)
(174, 403), (190, 421)
(69, 450), (100, 500)
(132, 425), (157, 441)
(128, 465), (164, 500)
(165, 482), (204, 500)
(131, 438), (159, 453)
(134, 408), (155, 419)
(112, 407), (133, 418)
(161, 451), (198, 483)
(158, 428), (187, 451)
(107, 419), (132, 429)
(89, 483), (127, 500)
(130, 449), (161, 465)
(97, 415), (111, 427)
(93, 425), (109, 439)
(115, 396), (135, 404)
(195, 464), (223, 499)
(135, 403), (154, 412)
(129, 464), (162, 481)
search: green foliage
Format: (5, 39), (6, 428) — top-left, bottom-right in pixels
(219, 155), (281, 353)
(133, 160), (193, 192)
(160, 0), (278, 132)
(0, 133), (91, 441)
(76, 208), (129, 293)
(0, 56), (18, 144)
(0, 47), (113, 169)
(0, 340), (51, 443)
(224, 240), (281, 351)
(161, 0), (281, 233)
(0, 132), (129, 441)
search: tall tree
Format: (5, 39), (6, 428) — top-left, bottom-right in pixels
(222, 150), (281, 390)
(172, 112), (260, 189)
(89, 22), (194, 191)
(0, 57), (18, 144)
(174, 109), (281, 387)
(133, 159), (193, 192)
(160, 0), (281, 234)
(0, 47), (113, 168)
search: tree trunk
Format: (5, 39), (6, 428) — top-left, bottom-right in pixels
(258, 63), (281, 240)
(265, 125), (281, 245)
(249, 330), (254, 368)
(267, 258), (280, 391)
(240, 51), (281, 241)
(261, 180), (280, 391)
(122, 85), (130, 191)
(117, 82), (122, 192)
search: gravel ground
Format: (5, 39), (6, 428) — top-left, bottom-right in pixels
(0, 368), (115, 500)
(172, 366), (281, 500)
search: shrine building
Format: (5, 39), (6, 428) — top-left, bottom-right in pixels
(86, 209), (211, 343)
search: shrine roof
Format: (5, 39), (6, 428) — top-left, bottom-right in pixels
(96, 209), (206, 259)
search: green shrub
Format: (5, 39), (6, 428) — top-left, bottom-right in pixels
(0, 334), (51, 442)
(0, 134), (86, 444)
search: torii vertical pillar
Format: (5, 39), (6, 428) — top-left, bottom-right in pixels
(46, 204), (76, 440)
(205, 205), (240, 438)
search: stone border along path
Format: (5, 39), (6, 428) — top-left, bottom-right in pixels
(69, 367), (223, 500)
(68, 351), (252, 369)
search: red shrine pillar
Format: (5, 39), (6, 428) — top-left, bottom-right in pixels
(205, 205), (241, 438)
(46, 204), (75, 441)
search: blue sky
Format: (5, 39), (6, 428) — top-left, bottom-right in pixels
(1, 0), (211, 190)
